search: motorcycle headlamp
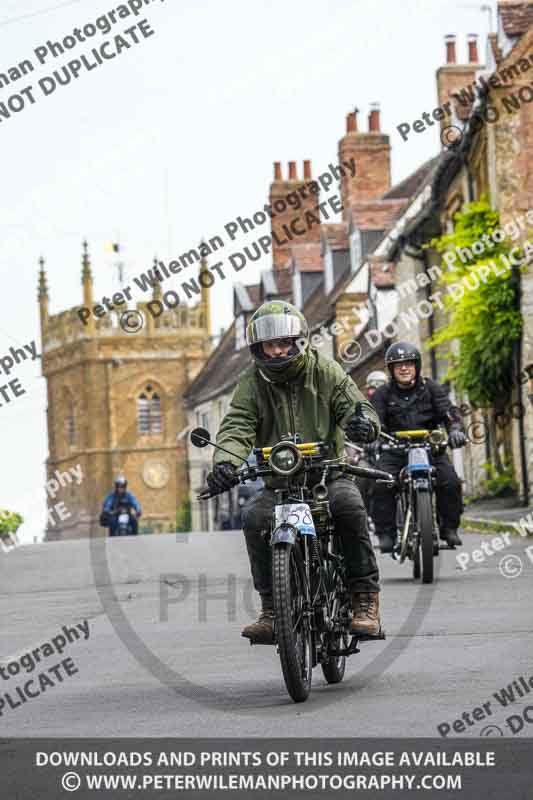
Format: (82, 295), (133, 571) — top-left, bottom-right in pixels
(429, 429), (446, 447)
(269, 442), (302, 476)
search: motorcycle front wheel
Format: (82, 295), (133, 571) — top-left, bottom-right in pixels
(416, 489), (434, 584)
(321, 559), (347, 685)
(321, 635), (347, 684)
(272, 543), (312, 703)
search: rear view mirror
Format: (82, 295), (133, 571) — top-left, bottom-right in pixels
(190, 427), (211, 448)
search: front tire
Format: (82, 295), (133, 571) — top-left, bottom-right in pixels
(272, 543), (312, 703)
(412, 542), (421, 579)
(321, 637), (346, 684)
(417, 490), (434, 584)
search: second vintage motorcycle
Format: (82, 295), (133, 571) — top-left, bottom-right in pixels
(378, 429), (455, 584)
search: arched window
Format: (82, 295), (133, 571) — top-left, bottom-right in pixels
(137, 385), (162, 434)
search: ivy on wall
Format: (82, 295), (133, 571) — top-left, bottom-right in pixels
(426, 197), (522, 408)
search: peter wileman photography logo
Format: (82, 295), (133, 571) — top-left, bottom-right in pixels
(437, 670), (533, 737)
(0, 621), (90, 718)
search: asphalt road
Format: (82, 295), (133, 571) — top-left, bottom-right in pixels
(1, 528), (532, 738)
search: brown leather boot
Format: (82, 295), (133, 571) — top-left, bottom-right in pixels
(241, 596), (275, 643)
(349, 591), (381, 637)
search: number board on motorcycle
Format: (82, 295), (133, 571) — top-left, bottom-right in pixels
(275, 503), (317, 538)
(407, 447), (430, 471)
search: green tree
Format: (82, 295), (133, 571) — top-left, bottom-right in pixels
(426, 197), (523, 476)
(0, 509), (23, 540)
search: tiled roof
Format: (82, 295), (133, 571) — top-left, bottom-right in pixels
(350, 199), (409, 229)
(303, 281), (333, 331)
(383, 156), (440, 200)
(290, 242), (323, 272)
(499, 1), (533, 36)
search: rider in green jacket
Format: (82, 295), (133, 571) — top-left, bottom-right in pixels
(207, 301), (382, 643)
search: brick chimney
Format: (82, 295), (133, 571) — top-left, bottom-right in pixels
(338, 105), (391, 222)
(269, 160), (321, 270)
(468, 33), (479, 64)
(436, 34), (484, 130)
(445, 33), (457, 64)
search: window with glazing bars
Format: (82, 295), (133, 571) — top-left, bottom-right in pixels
(138, 386), (162, 434)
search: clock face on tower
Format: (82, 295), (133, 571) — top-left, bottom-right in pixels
(142, 459), (170, 489)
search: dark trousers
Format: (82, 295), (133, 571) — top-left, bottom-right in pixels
(353, 457), (374, 512)
(241, 478), (380, 596)
(372, 451), (463, 535)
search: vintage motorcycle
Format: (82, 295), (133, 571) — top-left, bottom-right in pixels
(378, 429), (453, 584)
(102, 505), (137, 536)
(191, 426), (394, 703)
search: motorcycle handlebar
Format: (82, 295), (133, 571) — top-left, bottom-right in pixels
(197, 462), (395, 500)
(340, 463), (394, 483)
(378, 433), (448, 450)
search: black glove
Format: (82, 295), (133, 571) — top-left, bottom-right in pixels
(448, 428), (466, 449)
(206, 462), (240, 493)
(345, 404), (378, 444)
(365, 441), (380, 459)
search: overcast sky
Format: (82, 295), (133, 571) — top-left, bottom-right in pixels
(0, 0), (495, 542)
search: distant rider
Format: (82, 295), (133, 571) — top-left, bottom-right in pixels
(206, 301), (383, 643)
(364, 370), (387, 401)
(370, 342), (466, 553)
(101, 476), (141, 536)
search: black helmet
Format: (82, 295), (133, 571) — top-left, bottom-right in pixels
(114, 475), (127, 489)
(385, 341), (421, 380)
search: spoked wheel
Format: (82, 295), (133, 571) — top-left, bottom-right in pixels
(321, 632), (347, 684)
(272, 543), (312, 703)
(412, 541), (421, 579)
(320, 537), (348, 684)
(416, 489), (434, 584)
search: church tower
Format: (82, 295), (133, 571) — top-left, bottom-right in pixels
(38, 243), (211, 540)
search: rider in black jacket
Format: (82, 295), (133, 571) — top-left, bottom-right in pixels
(371, 342), (466, 553)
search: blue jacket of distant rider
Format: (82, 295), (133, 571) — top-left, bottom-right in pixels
(103, 491), (141, 518)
